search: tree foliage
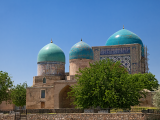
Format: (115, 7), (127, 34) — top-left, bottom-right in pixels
(68, 59), (158, 109)
(153, 86), (160, 109)
(131, 72), (158, 91)
(0, 71), (13, 104)
(10, 82), (27, 107)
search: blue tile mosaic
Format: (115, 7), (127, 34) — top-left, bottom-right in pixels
(37, 43), (65, 63)
(100, 55), (131, 73)
(100, 47), (130, 55)
(69, 41), (93, 60)
(105, 29), (144, 57)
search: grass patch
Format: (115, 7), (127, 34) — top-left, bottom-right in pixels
(131, 106), (158, 110)
(110, 106), (159, 113)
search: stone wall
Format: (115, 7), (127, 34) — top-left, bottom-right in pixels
(145, 113), (160, 120)
(26, 113), (160, 120)
(0, 114), (14, 120)
(1, 113), (160, 120)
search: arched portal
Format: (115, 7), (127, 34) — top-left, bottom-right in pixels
(59, 85), (74, 108)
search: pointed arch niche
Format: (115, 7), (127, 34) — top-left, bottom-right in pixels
(59, 85), (75, 108)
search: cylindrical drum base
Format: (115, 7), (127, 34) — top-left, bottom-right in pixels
(69, 59), (93, 76)
(37, 62), (65, 76)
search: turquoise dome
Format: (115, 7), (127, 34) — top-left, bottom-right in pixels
(105, 29), (144, 56)
(37, 42), (65, 63)
(69, 40), (93, 60)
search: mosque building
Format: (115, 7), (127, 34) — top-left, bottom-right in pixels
(26, 27), (150, 109)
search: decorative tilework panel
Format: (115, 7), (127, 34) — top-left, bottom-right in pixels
(37, 62), (65, 76)
(132, 46), (137, 63)
(131, 46), (139, 74)
(100, 47), (130, 55)
(94, 48), (100, 61)
(132, 63), (138, 74)
(100, 55), (131, 73)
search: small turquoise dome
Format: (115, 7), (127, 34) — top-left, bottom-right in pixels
(69, 40), (93, 60)
(37, 41), (65, 63)
(105, 28), (144, 56)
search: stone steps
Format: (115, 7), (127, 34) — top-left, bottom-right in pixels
(21, 117), (26, 120)
(20, 115), (26, 120)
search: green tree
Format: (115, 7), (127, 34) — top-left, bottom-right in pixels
(153, 86), (160, 109)
(131, 72), (158, 91)
(68, 59), (158, 110)
(10, 82), (27, 107)
(0, 71), (13, 104)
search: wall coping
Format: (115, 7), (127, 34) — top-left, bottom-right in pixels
(28, 113), (144, 115)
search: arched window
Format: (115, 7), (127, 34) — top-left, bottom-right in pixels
(43, 77), (46, 83)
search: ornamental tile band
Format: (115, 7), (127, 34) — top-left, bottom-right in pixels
(100, 47), (130, 55)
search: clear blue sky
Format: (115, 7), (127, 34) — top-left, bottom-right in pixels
(0, 0), (160, 87)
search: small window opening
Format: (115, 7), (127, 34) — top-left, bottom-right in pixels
(43, 77), (46, 83)
(41, 90), (45, 98)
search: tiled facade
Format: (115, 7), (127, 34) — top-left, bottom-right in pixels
(92, 44), (142, 74)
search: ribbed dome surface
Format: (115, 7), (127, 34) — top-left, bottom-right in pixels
(69, 41), (93, 60)
(37, 42), (65, 63)
(106, 29), (144, 56)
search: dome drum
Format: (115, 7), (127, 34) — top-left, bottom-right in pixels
(69, 59), (93, 76)
(37, 61), (65, 76)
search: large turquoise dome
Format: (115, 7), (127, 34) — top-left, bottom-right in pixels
(37, 41), (65, 63)
(69, 40), (93, 60)
(105, 28), (144, 56)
